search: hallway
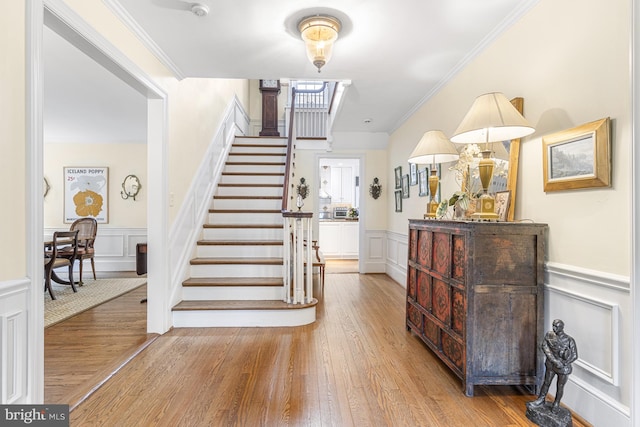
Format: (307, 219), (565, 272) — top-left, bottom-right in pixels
(47, 271), (590, 426)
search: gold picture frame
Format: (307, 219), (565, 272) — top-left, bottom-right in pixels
(542, 117), (611, 192)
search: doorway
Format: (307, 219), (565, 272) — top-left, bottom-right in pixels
(316, 155), (364, 272)
(27, 0), (169, 402)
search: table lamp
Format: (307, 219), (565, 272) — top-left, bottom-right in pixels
(409, 130), (460, 217)
(450, 92), (534, 219)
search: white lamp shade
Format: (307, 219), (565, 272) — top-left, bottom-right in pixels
(451, 92), (534, 144)
(409, 130), (460, 164)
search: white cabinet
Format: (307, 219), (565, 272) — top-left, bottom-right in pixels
(319, 221), (359, 259)
(329, 167), (354, 205)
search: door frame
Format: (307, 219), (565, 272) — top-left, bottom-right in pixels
(315, 153), (365, 271)
(27, 0), (170, 402)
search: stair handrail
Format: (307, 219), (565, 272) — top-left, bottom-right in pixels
(282, 87), (297, 213)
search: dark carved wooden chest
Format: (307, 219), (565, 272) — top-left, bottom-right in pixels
(406, 219), (548, 396)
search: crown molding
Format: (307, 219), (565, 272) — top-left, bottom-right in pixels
(102, 0), (186, 80)
(391, 0), (541, 134)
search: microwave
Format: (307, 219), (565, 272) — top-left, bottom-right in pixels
(333, 207), (348, 218)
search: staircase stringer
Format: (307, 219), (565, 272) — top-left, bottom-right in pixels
(167, 97), (248, 310)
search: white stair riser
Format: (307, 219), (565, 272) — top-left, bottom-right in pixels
(173, 307), (316, 327)
(208, 212), (282, 224)
(202, 228), (283, 240)
(216, 186), (282, 197)
(182, 286), (283, 301)
(211, 198), (281, 210)
(233, 137), (287, 145)
(230, 146), (286, 154)
(224, 164), (285, 174)
(190, 264), (283, 278)
(220, 175), (284, 185)
(227, 153), (286, 161)
(196, 245), (283, 258)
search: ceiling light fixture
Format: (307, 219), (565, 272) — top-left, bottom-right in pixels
(298, 15), (341, 73)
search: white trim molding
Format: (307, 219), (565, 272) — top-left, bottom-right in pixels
(101, 0), (186, 80)
(545, 263), (631, 427)
(385, 230), (408, 286)
(361, 230), (387, 274)
(167, 96), (249, 308)
(0, 279), (29, 404)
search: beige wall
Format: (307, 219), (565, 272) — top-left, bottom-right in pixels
(0, 1), (26, 280)
(62, 0), (250, 226)
(389, 0), (630, 276)
(44, 143), (147, 228)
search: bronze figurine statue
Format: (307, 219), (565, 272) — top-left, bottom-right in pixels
(526, 319), (578, 426)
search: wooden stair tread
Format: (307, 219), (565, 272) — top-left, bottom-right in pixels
(197, 240), (283, 246)
(190, 257), (283, 265)
(218, 183), (283, 187)
(173, 299), (318, 311)
(182, 277), (283, 287)
(209, 209), (281, 213)
(228, 152), (286, 156)
(221, 172), (284, 176)
(213, 195), (281, 200)
(232, 143), (287, 148)
(225, 162), (286, 166)
(203, 224), (283, 229)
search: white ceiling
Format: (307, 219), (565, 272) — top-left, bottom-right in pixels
(44, 0), (538, 142)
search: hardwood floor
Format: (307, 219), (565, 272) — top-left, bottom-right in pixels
(47, 272), (590, 426)
(44, 280), (156, 408)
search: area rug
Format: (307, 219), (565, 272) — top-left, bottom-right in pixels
(45, 278), (146, 328)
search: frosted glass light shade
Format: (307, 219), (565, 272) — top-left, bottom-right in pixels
(298, 15), (341, 72)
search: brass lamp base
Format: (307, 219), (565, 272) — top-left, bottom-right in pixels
(471, 194), (499, 219)
(425, 200), (438, 218)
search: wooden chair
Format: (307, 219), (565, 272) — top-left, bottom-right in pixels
(68, 218), (98, 284)
(44, 230), (79, 300)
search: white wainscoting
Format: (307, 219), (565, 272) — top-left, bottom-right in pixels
(361, 230), (387, 273)
(380, 231), (631, 427)
(44, 227), (147, 272)
(167, 97), (250, 307)
(0, 279), (29, 404)
(385, 231), (408, 286)
(545, 262), (631, 427)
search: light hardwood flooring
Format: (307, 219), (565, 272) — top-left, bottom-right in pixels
(46, 272), (590, 426)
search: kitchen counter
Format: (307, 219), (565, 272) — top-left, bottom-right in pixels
(319, 218), (359, 222)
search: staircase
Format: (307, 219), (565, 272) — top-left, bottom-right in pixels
(172, 136), (318, 327)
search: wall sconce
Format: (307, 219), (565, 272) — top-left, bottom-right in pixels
(121, 174), (141, 201)
(43, 177), (51, 198)
(369, 177), (382, 199)
(296, 177), (309, 199)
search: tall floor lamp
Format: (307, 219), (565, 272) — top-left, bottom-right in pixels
(450, 92), (534, 219)
(409, 130), (460, 218)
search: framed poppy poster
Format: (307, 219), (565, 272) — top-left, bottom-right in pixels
(64, 167), (109, 223)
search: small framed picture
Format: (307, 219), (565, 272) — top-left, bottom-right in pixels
(401, 174), (410, 198)
(418, 168), (428, 197)
(410, 163), (418, 186)
(395, 190), (402, 212)
(394, 166), (402, 189)
(495, 190), (511, 222)
(542, 117), (610, 192)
